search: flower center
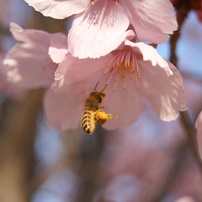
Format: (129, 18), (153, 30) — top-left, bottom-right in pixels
(91, 0), (119, 10)
(103, 50), (141, 92)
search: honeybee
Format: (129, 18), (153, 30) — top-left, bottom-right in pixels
(81, 84), (117, 135)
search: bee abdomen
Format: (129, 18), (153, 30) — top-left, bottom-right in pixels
(81, 110), (95, 135)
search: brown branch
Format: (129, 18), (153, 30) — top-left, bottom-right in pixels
(170, 1), (191, 65)
(74, 126), (108, 202)
(170, 3), (202, 172)
(0, 89), (44, 202)
(146, 141), (188, 202)
(0, 10), (67, 201)
(150, 2), (202, 201)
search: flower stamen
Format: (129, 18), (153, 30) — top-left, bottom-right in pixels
(102, 50), (141, 91)
(91, 0), (98, 5)
(112, 79), (118, 92)
(122, 74), (129, 90)
(91, 0), (119, 10)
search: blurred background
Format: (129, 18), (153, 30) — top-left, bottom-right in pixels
(0, 0), (202, 202)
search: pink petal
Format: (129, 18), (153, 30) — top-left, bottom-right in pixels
(52, 53), (113, 94)
(44, 88), (85, 130)
(98, 77), (146, 130)
(49, 33), (68, 63)
(68, 1), (129, 58)
(138, 60), (187, 121)
(3, 43), (57, 88)
(24, 0), (90, 19)
(10, 22), (50, 46)
(196, 111), (202, 159)
(120, 0), (178, 43)
(4, 23), (64, 88)
(125, 41), (173, 75)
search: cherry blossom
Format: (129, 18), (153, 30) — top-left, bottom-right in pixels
(3, 23), (66, 89)
(24, 0), (178, 58)
(44, 31), (186, 131)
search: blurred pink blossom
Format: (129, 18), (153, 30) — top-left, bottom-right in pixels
(24, 0), (178, 58)
(195, 110), (202, 159)
(196, 111), (202, 134)
(0, 52), (24, 100)
(3, 23), (65, 89)
(44, 31), (186, 131)
(175, 196), (196, 202)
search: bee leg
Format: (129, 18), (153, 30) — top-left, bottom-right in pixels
(95, 109), (118, 125)
(106, 114), (118, 119)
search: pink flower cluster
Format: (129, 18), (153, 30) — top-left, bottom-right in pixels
(3, 0), (188, 132)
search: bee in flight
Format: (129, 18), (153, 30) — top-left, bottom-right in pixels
(81, 84), (117, 135)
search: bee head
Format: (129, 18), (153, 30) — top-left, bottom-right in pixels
(93, 83), (107, 102)
(98, 92), (105, 104)
(90, 91), (105, 103)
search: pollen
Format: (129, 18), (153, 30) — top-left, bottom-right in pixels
(91, 0), (119, 10)
(91, 0), (98, 5)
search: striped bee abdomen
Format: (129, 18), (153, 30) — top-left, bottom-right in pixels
(81, 84), (117, 135)
(81, 109), (95, 135)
